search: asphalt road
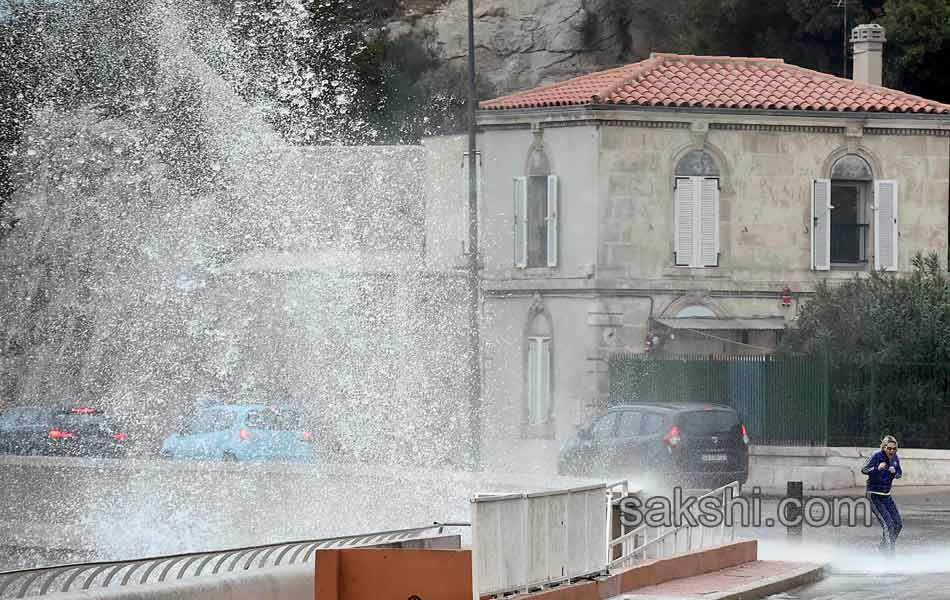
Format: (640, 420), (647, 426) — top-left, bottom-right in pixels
(754, 501), (950, 599)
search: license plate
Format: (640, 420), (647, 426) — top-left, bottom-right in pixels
(701, 453), (728, 462)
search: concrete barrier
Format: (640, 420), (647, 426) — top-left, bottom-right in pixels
(36, 564), (313, 600)
(748, 446), (950, 492)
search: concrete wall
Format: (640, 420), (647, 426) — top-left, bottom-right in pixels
(748, 445), (950, 493)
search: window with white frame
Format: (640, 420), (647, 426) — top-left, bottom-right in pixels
(513, 175), (558, 268)
(673, 150), (720, 267)
(461, 151), (482, 255)
(812, 154), (898, 271)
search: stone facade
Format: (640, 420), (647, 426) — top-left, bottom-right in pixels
(424, 109), (950, 445)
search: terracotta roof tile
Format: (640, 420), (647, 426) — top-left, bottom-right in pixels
(480, 53), (950, 114)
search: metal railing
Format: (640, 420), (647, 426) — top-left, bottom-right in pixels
(608, 481), (739, 569)
(0, 522), (469, 599)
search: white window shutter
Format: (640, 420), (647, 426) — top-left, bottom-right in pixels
(674, 177), (695, 266)
(701, 178), (719, 266)
(539, 337), (551, 422)
(812, 179), (832, 271)
(874, 180), (899, 271)
(546, 174), (558, 267)
(513, 177), (528, 267)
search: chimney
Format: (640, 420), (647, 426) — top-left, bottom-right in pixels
(851, 24), (886, 87)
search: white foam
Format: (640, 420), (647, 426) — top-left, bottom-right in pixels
(758, 537), (950, 575)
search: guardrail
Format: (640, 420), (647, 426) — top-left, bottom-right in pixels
(471, 483), (608, 599)
(608, 481), (739, 569)
(0, 522), (468, 599)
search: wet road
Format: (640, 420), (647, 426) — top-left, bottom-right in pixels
(754, 508), (950, 599)
(772, 573), (950, 599)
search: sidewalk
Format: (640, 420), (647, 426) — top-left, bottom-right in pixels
(614, 560), (823, 600)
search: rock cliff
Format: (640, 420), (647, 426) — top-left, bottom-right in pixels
(386, 0), (648, 97)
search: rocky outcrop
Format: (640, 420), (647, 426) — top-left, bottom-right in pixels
(386, 0), (647, 97)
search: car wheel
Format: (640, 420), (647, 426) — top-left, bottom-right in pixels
(222, 452), (238, 463)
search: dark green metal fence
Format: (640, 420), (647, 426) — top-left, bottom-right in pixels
(827, 359), (950, 449)
(609, 353), (950, 448)
(608, 353), (829, 446)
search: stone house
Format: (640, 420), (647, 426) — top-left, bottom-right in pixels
(422, 25), (950, 448)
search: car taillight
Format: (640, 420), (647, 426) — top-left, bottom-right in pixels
(49, 429), (74, 439)
(302, 431), (313, 442)
(239, 428), (251, 441)
(113, 432), (127, 441)
(663, 425), (681, 448)
(741, 424), (750, 445)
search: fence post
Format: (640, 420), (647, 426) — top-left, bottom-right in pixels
(786, 481), (803, 541)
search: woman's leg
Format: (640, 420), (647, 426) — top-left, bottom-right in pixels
(868, 493), (894, 548)
(882, 495), (902, 544)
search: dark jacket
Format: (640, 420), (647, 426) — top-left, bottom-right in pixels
(862, 450), (902, 494)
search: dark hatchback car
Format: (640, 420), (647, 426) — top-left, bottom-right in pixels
(557, 402), (749, 488)
(45, 407), (129, 458)
(0, 405), (58, 455)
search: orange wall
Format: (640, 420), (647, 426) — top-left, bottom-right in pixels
(315, 540), (757, 600)
(316, 548), (472, 600)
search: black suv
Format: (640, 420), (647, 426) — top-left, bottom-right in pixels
(557, 402), (749, 488)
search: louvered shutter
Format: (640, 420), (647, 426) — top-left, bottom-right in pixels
(674, 177), (695, 266)
(701, 178), (720, 266)
(527, 338), (538, 423)
(539, 337), (551, 422)
(513, 177), (528, 267)
(874, 180), (898, 271)
(812, 179), (831, 271)
(546, 174), (559, 267)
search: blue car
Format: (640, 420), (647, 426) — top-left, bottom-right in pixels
(160, 404), (316, 463)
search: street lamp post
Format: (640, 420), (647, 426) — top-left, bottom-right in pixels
(465, 0), (482, 470)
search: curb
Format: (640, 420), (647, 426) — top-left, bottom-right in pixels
(702, 563), (825, 600)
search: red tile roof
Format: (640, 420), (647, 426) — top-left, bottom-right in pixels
(480, 53), (950, 114)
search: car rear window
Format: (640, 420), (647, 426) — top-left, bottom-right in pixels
(679, 410), (740, 435)
(52, 414), (114, 433)
(183, 409), (235, 434)
(245, 409), (303, 431)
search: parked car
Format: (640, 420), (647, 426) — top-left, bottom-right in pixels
(159, 404), (316, 463)
(45, 406), (130, 458)
(557, 402), (749, 488)
(0, 405), (58, 455)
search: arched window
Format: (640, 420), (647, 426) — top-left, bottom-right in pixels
(524, 313), (553, 429)
(675, 305), (717, 318)
(513, 139), (559, 269)
(812, 154), (898, 271)
(673, 150), (720, 267)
